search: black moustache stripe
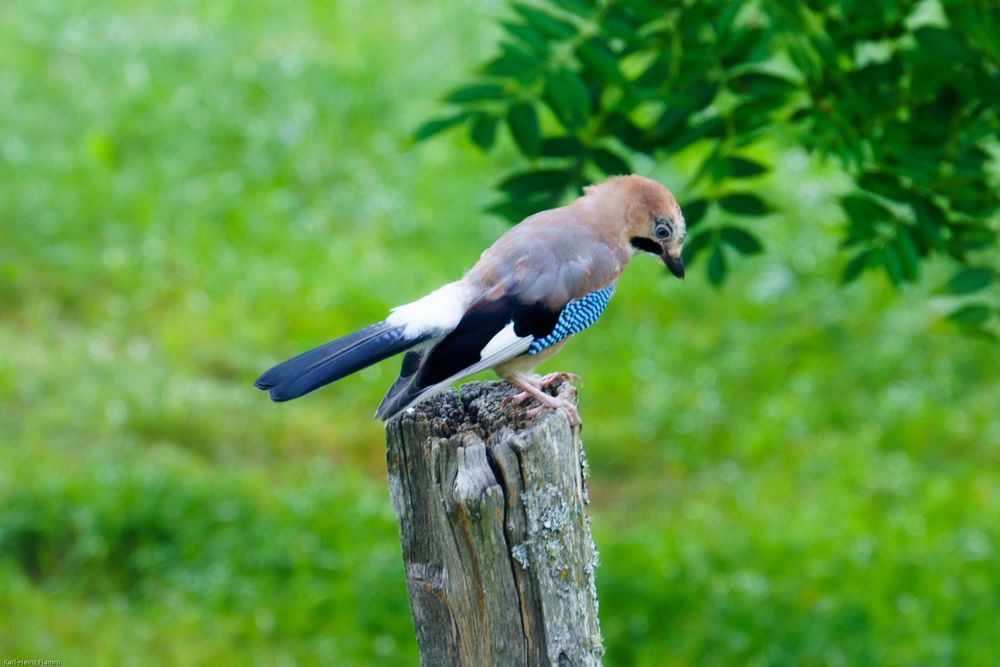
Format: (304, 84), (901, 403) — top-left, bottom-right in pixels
(630, 236), (662, 255)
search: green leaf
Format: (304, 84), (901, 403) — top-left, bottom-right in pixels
(896, 228), (921, 282)
(652, 107), (689, 142)
(681, 229), (713, 264)
(589, 148), (629, 176)
(502, 22), (549, 55)
(413, 112), (471, 141)
(706, 242), (727, 287)
(445, 83), (505, 103)
(507, 103), (540, 156)
(487, 196), (553, 223)
(732, 97), (785, 133)
(720, 26), (765, 68)
(886, 136), (939, 181)
(841, 194), (894, 243)
(719, 193), (770, 216)
(469, 114), (498, 150)
(880, 244), (903, 286)
(946, 303), (992, 327)
(549, 0), (593, 16)
(850, 59), (903, 89)
(858, 171), (909, 201)
(597, 12), (633, 41)
(686, 82), (720, 111)
(721, 227), (763, 255)
(512, 3), (576, 39)
(841, 194), (894, 223)
(540, 136), (583, 157)
(683, 199), (709, 228)
(949, 224), (996, 253)
(944, 267), (994, 295)
(693, 152), (724, 186)
(728, 156), (768, 178)
(498, 169), (571, 198)
(911, 197), (946, 252)
(635, 54), (670, 88)
(666, 116), (725, 152)
(606, 112), (648, 152)
(786, 40), (817, 78)
(578, 38), (624, 84)
(841, 249), (873, 284)
(483, 42), (537, 77)
(914, 27), (979, 65)
(544, 68), (590, 127)
(713, 1), (741, 37)
(730, 71), (798, 99)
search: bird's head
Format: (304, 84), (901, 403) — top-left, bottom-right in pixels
(586, 174), (687, 279)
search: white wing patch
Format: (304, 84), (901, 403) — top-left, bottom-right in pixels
(387, 326), (532, 417)
(386, 281), (472, 338)
(479, 321), (530, 360)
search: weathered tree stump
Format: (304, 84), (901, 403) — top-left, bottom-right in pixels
(385, 380), (603, 667)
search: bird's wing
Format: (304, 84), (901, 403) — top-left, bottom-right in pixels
(376, 213), (625, 420)
(472, 206), (627, 307)
(375, 296), (551, 418)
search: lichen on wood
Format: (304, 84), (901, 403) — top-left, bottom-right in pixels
(385, 380), (603, 667)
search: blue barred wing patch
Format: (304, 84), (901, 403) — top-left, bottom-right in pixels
(528, 284), (616, 355)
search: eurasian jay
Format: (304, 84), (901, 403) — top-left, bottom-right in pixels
(255, 174), (686, 426)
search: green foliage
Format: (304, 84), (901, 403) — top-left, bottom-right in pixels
(419, 0), (1000, 335)
(2, 1), (999, 665)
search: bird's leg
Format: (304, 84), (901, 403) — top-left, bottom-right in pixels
(503, 372), (579, 406)
(505, 373), (581, 427)
(501, 373), (544, 406)
(538, 371), (581, 390)
(504, 390), (533, 406)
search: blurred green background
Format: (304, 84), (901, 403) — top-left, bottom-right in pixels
(2, 1), (998, 665)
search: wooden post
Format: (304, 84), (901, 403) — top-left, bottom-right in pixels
(385, 380), (603, 667)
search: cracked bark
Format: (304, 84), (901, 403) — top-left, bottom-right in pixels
(385, 380), (603, 667)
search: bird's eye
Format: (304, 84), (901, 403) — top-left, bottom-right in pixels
(654, 223), (672, 240)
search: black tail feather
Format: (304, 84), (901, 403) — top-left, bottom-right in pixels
(255, 322), (427, 402)
(374, 350), (425, 419)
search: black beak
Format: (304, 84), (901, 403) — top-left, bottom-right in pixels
(664, 253), (685, 280)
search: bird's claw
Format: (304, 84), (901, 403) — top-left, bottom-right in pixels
(505, 372), (582, 430)
(539, 372), (581, 389)
(524, 397), (581, 428)
(555, 385), (577, 400)
(501, 391), (532, 407)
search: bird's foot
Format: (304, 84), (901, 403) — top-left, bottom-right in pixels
(538, 371), (581, 389)
(502, 390), (533, 407)
(523, 393), (581, 427)
(505, 373), (582, 428)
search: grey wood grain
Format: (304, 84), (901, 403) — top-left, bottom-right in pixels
(385, 381), (603, 667)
